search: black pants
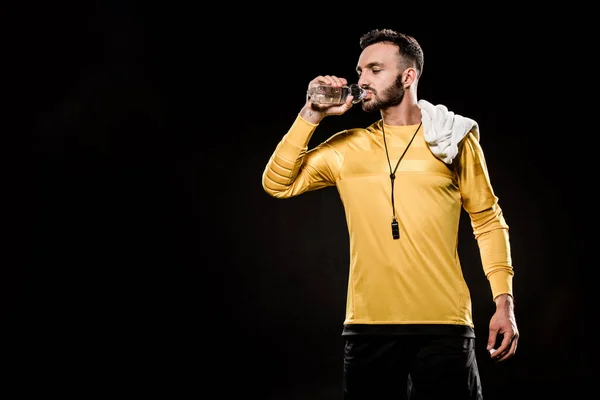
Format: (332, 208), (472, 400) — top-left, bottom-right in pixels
(343, 335), (483, 400)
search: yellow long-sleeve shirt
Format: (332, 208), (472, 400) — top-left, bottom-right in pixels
(262, 114), (513, 332)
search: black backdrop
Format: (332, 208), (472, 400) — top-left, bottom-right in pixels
(5, 2), (595, 398)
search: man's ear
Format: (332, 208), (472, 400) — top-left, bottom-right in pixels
(404, 68), (417, 88)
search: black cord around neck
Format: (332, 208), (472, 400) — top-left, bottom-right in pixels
(381, 121), (422, 239)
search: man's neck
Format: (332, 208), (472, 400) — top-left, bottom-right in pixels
(381, 97), (421, 126)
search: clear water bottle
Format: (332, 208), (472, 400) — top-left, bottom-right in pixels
(307, 84), (366, 105)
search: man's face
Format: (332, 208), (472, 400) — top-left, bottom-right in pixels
(356, 43), (404, 113)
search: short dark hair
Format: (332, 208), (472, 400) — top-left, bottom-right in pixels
(359, 29), (424, 77)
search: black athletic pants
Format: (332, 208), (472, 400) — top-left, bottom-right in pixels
(343, 334), (483, 400)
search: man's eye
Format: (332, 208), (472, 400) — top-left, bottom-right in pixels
(372, 69), (381, 73)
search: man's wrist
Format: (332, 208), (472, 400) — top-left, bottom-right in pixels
(300, 105), (325, 125)
(494, 293), (514, 308)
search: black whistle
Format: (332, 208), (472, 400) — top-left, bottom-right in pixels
(391, 220), (400, 240)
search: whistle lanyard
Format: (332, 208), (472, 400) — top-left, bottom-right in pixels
(381, 121), (422, 240)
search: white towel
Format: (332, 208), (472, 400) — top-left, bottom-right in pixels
(418, 99), (479, 164)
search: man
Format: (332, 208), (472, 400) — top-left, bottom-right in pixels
(261, 28), (519, 399)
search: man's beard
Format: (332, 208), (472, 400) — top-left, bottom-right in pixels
(361, 75), (404, 113)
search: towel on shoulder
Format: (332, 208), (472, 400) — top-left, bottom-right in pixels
(418, 99), (480, 164)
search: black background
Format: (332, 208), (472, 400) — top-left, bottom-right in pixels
(4, 2), (594, 398)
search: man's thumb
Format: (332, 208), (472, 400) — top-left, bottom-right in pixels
(487, 331), (497, 351)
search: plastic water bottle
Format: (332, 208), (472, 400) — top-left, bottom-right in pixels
(307, 84), (366, 105)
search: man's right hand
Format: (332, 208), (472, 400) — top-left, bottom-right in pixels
(300, 75), (355, 124)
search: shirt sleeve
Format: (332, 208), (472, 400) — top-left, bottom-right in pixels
(455, 131), (514, 300)
(262, 114), (344, 199)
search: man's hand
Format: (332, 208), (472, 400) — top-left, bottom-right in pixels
(487, 293), (519, 362)
(300, 75), (355, 124)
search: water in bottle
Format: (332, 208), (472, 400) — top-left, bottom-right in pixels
(307, 84), (366, 105)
